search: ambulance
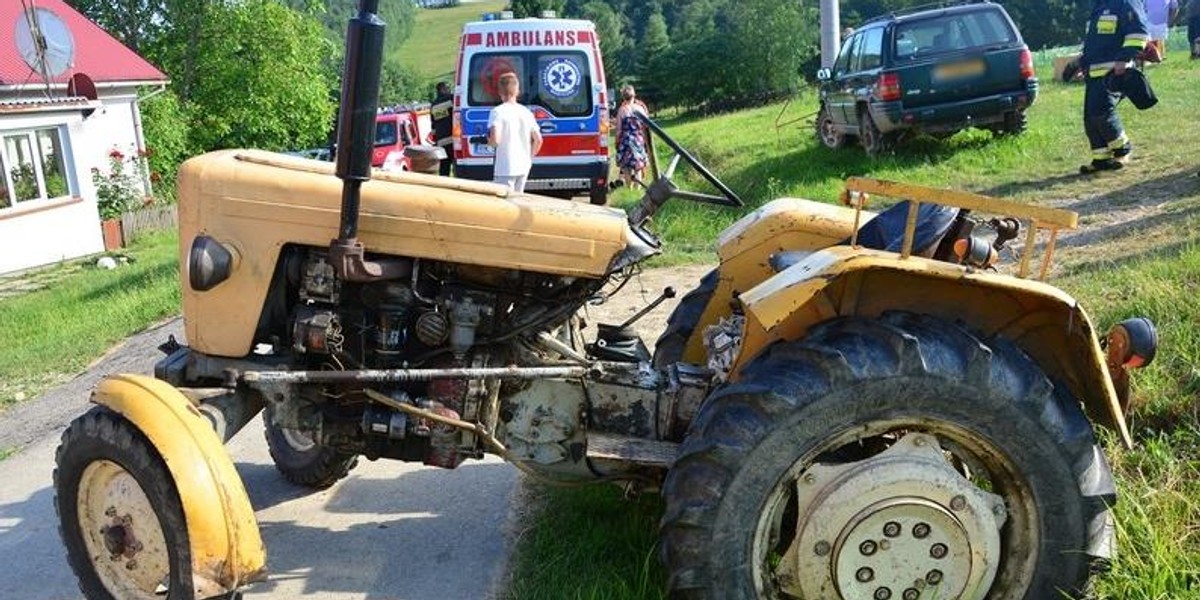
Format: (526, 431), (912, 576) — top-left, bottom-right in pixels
(453, 17), (611, 204)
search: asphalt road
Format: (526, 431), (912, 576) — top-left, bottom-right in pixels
(0, 318), (519, 600)
(0, 263), (711, 600)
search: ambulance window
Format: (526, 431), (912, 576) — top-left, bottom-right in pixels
(531, 52), (592, 117)
(469, 54), (527, 105)
(375, 121), (398, 147)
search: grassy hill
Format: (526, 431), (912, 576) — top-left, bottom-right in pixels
(512, 49), (1200, 599)
(391, 0), (508, 81)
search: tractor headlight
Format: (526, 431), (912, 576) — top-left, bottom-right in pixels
(188, 235), (237, 292)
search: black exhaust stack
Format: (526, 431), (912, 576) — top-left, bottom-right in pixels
(329, 0), (405, 282)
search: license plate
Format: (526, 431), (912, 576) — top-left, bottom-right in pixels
(472, 144), (493, 156)
(934, 60), (986, 81)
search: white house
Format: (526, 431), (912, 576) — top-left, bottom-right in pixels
(0, 0), (167, 274)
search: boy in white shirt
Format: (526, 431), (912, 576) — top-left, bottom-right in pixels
(487, 72), (542, 193)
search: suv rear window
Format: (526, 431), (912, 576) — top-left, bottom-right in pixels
(468, 50), (593, 117)
(894, 9), (1016, 59)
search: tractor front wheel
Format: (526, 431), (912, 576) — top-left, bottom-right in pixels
(660, 312), (1114, 600)
(264, 404), (358, 489)
(55, 408), (193, 600)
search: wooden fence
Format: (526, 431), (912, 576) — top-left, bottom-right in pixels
(120, 204), (178, 239)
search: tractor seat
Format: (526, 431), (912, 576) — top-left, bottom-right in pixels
(770, 201), (959, 273)
(845, 200), (959, 254)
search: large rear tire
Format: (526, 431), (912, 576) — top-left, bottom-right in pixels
(660, 312), (1114, 600)
(653, 269), (718, 369)
(264, 404), (358, 489)
(55, 408), (193, 600)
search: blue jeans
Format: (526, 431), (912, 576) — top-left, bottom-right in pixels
(1083, 75), (1126, 159)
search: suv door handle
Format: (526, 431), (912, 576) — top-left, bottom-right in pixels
(540, 123), (557, 133)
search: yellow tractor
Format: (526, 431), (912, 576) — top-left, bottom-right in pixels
(53, 3), (1157, 599)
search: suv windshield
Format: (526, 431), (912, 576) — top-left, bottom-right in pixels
(468, 50), (593, 117)
(894, 9), (1016, 59)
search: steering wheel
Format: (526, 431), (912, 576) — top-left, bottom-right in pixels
(627, 111), (744, 228)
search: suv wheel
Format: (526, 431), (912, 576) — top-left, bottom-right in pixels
(990, 110), (1029, 137)
(1004, 110), (1029, 135)
(816, 105), (849, 149)
(859, 110), (894, 156)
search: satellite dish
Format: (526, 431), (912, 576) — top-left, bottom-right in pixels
(15, 7), (76, 79)
(68, 72), (98, 117)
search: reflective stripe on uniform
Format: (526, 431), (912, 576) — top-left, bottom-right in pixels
(431, 100), (453, 120)
(1089, 62), (1115, 77)
(1092, 147), (1113, 159)
(1108, 133), (1130, 149)
(1124, 33), (1150, 48)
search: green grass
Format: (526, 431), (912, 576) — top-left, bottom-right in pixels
(509, 54), (1200, 600)
(392, 1), (508, 81)
(0, 230), (181, 407)
(0, 31), (1194, 598)
(614, 48), (1200, 268)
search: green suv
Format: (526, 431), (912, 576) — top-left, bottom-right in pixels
(817, 1), (1037, 154)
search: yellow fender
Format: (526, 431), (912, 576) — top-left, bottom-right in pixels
(732, 246), (1133, 448)
(91, 374), (266, 597)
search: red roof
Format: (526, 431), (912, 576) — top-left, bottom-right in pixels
(0, 0), (166, 87)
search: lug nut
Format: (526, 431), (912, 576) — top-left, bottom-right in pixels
(927, 570), (944, 585)
(802, 473), (816, 484)
(883, 521), (902, 538)
(950, 495), (967, 511)
(903, 589), (920, 600)
(874, 587), (893, 600)
(912, 522), (930, 539)
(857, 567), (875, 582)
(930, 543), (948, 559)
(860, 540), (878, 556)
(125, 560), (137, 571)
(814, 541), (831, 556)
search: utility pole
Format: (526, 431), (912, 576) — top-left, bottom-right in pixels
(820, 0), (841, 68)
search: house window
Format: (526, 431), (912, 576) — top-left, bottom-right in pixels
(0, 127), (73, 209)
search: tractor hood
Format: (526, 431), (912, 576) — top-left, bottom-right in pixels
(177, 150), (643, 357)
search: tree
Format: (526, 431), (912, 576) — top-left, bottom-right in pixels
(511, 0), (567, 18)
(139, 90), (193, 196)
(579, 1), (627, 80)
(638, 11), (670, 77)
(185, 0), (336, 151)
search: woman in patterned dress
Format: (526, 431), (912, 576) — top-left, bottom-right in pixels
(615, 84), (649, 188)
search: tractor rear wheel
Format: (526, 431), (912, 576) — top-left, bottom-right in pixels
(653, 269), (718, 369)
(55, 408), (193, 600)
(660, 312), (1114, 600)
(264, 404), (358, 489)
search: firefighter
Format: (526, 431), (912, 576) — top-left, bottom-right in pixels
(1079, 0), (1150, 173)
(431, 81), (455, 176)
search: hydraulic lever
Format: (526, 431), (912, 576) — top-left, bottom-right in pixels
(619, 287), (677, 329)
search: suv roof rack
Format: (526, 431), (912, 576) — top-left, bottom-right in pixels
(861, 0), (991, 26)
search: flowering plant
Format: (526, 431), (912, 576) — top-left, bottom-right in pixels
(93, 148), (149, 220)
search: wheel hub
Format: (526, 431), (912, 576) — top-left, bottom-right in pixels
(78, 460), (171, 600)
(776, 433), (1007, 600)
